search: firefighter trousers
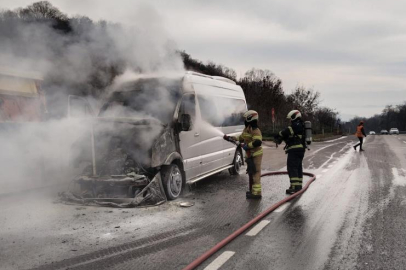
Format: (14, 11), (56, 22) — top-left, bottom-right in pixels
(248, 154), (262, 195)
(287, 151), (305, 188)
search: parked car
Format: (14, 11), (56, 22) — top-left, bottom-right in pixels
(68, 71), (247, 201)
(380, 130), (388, 135)
(390, 128), (399, 135)
(369, 131), (375, 135)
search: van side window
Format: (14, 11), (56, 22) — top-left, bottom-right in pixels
(220, 98), (245, 126)
(198, 96), (221, 127)
(179, 93), (196, 122)
(198, 95), (245, 127)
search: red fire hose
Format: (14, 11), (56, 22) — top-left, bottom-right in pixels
(182, 171), (316, 270)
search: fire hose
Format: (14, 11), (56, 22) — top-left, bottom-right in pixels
(182, 171), (316, 270)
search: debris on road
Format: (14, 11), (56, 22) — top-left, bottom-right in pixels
(59, 173), (167, 208)
(179, 201), (194, 208)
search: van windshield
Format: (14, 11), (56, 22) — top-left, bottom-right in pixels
(99, 78), (182, 124)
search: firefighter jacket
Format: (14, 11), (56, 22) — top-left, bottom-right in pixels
(355, 125), (366, 138)
(234, 126), (263, 157)
(278, 120), (306, 153)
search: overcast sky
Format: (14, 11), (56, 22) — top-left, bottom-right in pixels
(2, 0), (406, 120)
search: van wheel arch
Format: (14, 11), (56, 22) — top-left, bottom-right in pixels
(161, 159), (185, 200)
(229, 148), (243, 175)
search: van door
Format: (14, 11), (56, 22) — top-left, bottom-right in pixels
(178, 93), (201, 181)
(220, 98), (246, 166)
(196, 93), (225, 174)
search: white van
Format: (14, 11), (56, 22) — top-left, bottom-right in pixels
(69, 71), (247, 202)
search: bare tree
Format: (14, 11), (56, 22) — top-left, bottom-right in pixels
(17, 1), (67, 21)
(287, 86), (320, 117)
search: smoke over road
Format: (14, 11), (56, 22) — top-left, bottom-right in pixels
(0, 1), (184, 194)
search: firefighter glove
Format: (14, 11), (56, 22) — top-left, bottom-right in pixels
(274, 134), (283, 145)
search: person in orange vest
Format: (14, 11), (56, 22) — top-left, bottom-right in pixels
(353, 121), (367, 151)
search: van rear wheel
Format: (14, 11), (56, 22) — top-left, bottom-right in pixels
(161, 164), (184, 200)
(229, 150), (243, 175)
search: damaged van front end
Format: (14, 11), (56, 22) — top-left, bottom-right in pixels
(61, 117), (179, 207)
(61, 78), (183, 207)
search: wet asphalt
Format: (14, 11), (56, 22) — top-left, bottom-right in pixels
(1, 135), (406, 270)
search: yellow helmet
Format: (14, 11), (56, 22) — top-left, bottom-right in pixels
(243, 110), (259, 122)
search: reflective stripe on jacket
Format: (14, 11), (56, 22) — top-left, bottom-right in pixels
(279, 125), (305, 153)
(235, 127), (263, 157)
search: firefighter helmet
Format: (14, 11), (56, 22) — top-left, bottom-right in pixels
(243, 110), (259, 122)
(287, 110), (302, 121)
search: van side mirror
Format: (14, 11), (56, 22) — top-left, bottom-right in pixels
(179, 114), (192, 131)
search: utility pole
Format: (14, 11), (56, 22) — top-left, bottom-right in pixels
(272, 108), (275, 133)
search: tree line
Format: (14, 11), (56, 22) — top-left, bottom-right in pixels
(182, 51), (340, 136)
(1, 1), (340, 135)
(344, 104), (406, 133)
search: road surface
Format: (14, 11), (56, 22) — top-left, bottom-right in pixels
(1, 135), (406, 270)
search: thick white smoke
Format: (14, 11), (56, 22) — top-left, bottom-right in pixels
(0, 2), (185, 194)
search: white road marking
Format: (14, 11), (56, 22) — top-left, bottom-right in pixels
(317, 152), (337, 170)
(246, 220), (271, 236)
(274, 203), (290, 213)
(328, 165), (334, 168)
(204, 251), (235, 270)
(322, 169), (329, 173)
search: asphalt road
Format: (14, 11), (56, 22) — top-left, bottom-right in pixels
(1, 135), (406, 270)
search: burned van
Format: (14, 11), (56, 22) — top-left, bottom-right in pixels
(66, 72), (247, 207)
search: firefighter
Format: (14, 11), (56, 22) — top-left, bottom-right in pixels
(274, 110), (306, 194)
(353, 121), (366, 151)
(224, 110), (263, 199)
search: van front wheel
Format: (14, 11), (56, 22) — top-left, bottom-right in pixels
(229, 150), (243, 175)
(161, 164), (184, 200)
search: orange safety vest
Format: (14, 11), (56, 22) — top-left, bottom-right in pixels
(355, 126), (364, 138)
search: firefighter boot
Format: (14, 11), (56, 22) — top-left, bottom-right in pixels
(246, 191), (262, 199)
(286, 185), (302, 194)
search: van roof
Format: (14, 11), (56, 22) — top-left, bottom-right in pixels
(183, 71), (244, 98)
(185, 71), (236, 85)
(110, 71), (245, 99)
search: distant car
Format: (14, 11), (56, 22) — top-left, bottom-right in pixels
(390, 128), (399, 135)
(380, 130), (388, 135)
(369, 131), (376, 135)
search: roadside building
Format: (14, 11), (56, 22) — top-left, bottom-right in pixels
(0, 68), (46, 122)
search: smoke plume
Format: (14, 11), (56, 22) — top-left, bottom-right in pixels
(0, 1), (184, 194)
